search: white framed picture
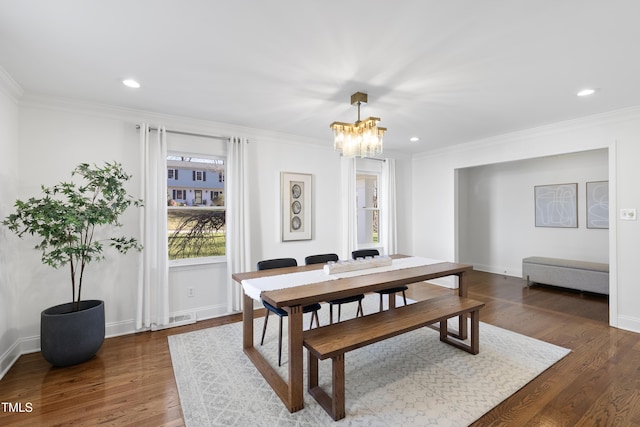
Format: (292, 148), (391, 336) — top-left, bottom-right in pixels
(534, 183), (578, 228)
(281, 172), (312, 241)
(586, 180), (609, 229)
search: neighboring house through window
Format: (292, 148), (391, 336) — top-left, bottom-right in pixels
(167, 156), (226, 261)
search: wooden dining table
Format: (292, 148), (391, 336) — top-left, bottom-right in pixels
(231, 255), (473, 413)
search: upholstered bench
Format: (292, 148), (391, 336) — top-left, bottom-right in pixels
(522, 256), (609, 295)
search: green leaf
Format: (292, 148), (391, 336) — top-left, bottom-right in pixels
(2, 161), (144, 304)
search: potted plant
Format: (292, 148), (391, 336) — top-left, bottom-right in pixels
(2, 162), (142, 366)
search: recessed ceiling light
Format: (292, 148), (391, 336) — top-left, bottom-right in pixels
(577, 88), (597, 97)
(122, 79), (140, 89)
(409, 137), (420, 142)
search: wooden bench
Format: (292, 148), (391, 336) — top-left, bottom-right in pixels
(302, 295), (485, 421)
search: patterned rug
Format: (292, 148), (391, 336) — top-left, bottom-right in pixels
(168, 295), (569, 426)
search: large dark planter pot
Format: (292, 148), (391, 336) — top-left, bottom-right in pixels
(40, 299), (105, 367)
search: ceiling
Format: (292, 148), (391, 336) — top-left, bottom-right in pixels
(1, 0), (639, 155)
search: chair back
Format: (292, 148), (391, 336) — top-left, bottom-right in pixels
(257, 258), (298, 271)
(351, 249), (380, 259)
(305, 253), (339, 265)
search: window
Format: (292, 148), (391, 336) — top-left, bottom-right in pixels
(167, 156), (225, 261)
(172, 189), (186, 201)
(356, 172), (380, 245)
(211, 190), (223, 201)
(193, 170), (206, 181)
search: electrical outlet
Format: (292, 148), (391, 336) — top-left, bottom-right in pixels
(620, 208), (637, 221)
(188, 287), (195, 297)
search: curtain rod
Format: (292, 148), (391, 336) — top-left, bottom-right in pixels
(362, 157), (386, 162)
(136, 125), (230, 141)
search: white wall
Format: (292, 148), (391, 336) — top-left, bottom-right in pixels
(394, 155), (413, 256)
(412, 107), (640, 332)
(1, 93), (415, 370)
(0, 71), (21, 377)
(458, 149), (609, 276)
(16, 104), (143, 345)
(246, 134), (343, 264)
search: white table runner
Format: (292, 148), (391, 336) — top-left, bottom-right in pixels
(241, 256), (443, 301)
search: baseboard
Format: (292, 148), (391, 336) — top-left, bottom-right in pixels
(151, 304), (228, 330)
(193, 303), (229, 321)
(472, 264), (522, 278)
(106, 319), (138, 337)
(616, 315), (640, 334)
(0, 340), (22, 380)
(17, 335), (40, 356)
(151, 312), (196, 331)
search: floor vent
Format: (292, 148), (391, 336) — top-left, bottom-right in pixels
(151, 312), (196, 331)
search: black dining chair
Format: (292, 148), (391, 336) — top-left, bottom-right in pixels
(305, 253), (364, 324)
(258, 258), (321, 366)
(351, 249), (407, 312)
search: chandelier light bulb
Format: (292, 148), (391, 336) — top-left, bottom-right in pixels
(330, 92), (385, 157)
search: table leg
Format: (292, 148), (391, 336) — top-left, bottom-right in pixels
(457, 271), (468, 340)
(241, 296), (304, 413)
(243, 292), (253, 350)
(287, 305), (304, 412)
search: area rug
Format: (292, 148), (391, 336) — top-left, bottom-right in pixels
(168, 295), (570, 426)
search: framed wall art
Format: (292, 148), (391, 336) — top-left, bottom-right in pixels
(534, 183), (578, 228)
(586, 180), (609, 229)
(281, 172), (312, 241)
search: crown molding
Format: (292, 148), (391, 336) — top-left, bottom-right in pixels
(0, 66), (24, 103)
(18, 93), (329, 149)
(414, 105), (640, 160)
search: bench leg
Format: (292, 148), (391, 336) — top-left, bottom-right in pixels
(308, 351), (319, 390)
(439, 309), (481, 355)
(307, 351), (346, 421)
(332, 354), (346, 420)
(470, 308), (479, 354)
(439, 319), (448, 342)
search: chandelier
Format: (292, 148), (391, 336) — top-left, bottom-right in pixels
(330, 92), (386, 157)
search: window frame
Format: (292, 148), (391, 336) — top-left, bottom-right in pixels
(167, 152), (227, 267)
(355, 159), (384, 252)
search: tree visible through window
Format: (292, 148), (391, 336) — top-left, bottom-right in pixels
(167, 156), (226, 260)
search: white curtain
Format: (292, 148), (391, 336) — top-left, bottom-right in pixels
(340, 156), (358, 259)
(136, 124), (170, 330)
(380, 158), (398, 255)
(226, 136), (251, 312)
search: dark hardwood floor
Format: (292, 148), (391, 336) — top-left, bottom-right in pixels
(1, 270), (638, 426)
